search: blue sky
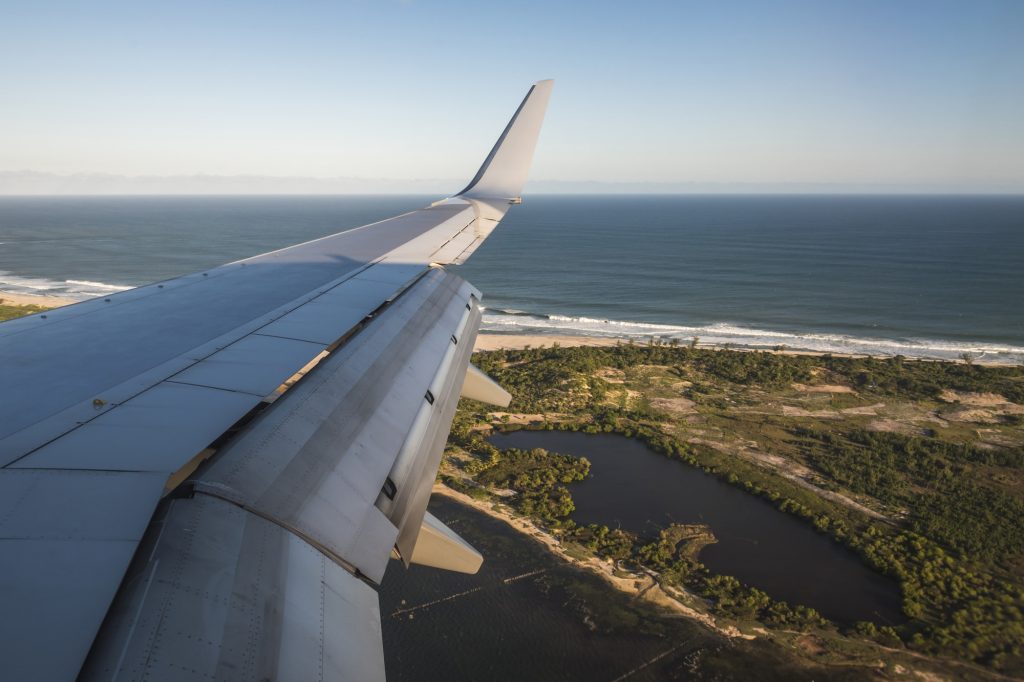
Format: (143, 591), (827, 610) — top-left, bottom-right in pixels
(2, 0), (1023, 191)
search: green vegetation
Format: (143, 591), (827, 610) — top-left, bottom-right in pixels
(793, 427), (1024, 565)
(444, 342), (1024, 676)
(472, 342), (1024, 408)
(0, 301), (48, 322)
(472, 446), (589, 523)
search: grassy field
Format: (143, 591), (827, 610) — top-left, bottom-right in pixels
(0, 301), (48, 322)
(442, 342), (1024, 678)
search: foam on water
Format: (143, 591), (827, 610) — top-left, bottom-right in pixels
(481, 308), (1024, 363)
(0, 271), (132, 301)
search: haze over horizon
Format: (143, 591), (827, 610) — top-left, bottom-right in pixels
(2, 0), (1023, 194)
(6, 170), (1024, 196)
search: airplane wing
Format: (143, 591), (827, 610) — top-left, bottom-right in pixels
(0, 79), (553, 681)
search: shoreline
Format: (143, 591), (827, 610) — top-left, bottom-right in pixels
(432, 482), (750, 640)
(1, 293), (1017, 367)
(0, 291), (79, 308)
(474, 332), (1021, 366)
(438, 475), (1013, 680)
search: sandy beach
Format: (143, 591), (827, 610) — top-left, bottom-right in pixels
(0, 291), (78, 308)
(474, 333), (625, 351)
(472, 332), (872, 356)
(0, 296), (1014, 367)
(474, 332), (1019, 366)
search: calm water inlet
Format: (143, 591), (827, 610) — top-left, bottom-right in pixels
(490, 430), (904, 624)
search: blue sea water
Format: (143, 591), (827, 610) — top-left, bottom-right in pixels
(0, 194), (1021, 361)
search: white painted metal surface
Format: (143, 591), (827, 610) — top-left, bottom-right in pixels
(197, 269), (478, 583)
(12, 382), (261, 471)
(379, 300), (481, 564)
(169, 333), (325, 396)
(410, 511), (484, 574)
(458, 79), (554, 201)
(0, 470), (166, 682)
(0, 79), (554, 681)
(0, 206), (462, 460)
(257, 278), (395, 344)
(80, 495), (387, 682)
(461, 363), (513, 407)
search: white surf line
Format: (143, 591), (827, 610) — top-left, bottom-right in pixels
(66, 279), (132, 291)
(390, 569), (547, 618)
(609, 640), (692, 682)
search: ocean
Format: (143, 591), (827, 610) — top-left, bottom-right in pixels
(1, 194), (1021, 362)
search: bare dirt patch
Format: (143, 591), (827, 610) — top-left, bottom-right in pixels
(794, 634), (826, 657)
(780, 406), (842, 418)
(488, 412), (565, 425)
(946, 408), (1002, 424)
(976, 429), (1024, 448)
(937, 390), (1023, 424)
(780, 403), (884, 418)
(868, 419), (927, 436)
(594, 367), (626, 384)
(650, 396), (697, 415)
(840, 403), (885, 416)
(792, 383), (855, 394)
(938, 390), (1013, 407)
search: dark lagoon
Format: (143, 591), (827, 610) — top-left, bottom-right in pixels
(490, 430), (904, 625)
(381, 497), (832, 681)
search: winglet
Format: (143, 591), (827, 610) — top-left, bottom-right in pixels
(457, 79), (554, 201)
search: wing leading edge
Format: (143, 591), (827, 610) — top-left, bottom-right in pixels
(0, 80), (553, 681)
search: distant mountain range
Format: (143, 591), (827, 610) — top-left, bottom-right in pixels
(1, 170), (1019, 195)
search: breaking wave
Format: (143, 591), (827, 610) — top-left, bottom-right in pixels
(481, 308), (1024, 363)
(0, 272), (133, 301)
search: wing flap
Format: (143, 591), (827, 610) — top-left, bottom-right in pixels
(193, 268), (478, 583)
(80, 494), (387, 682)
(377, 302), (480, 563)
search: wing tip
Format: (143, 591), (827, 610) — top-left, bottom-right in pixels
(456, 80), (554, 200)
